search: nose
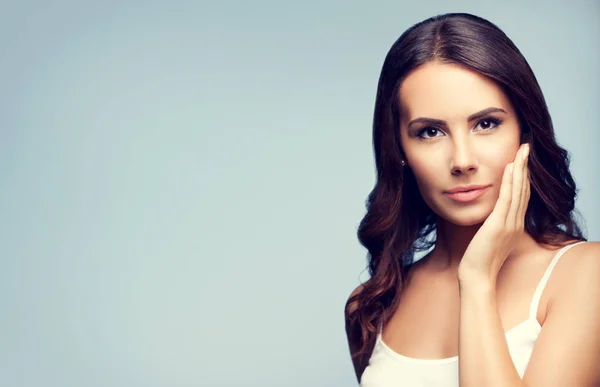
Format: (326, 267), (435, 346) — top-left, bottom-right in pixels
(450, 138), (478, 175)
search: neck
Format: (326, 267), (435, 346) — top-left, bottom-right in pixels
(425, 217), (537, 271)
(428, 218), (482, 270)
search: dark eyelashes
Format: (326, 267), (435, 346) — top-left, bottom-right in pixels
(416, 116), (503, 139)
(478, 117), (503, 128)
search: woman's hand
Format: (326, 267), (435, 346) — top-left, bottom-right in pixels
(457, 143), (531, 285)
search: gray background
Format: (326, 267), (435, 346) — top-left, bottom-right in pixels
(1, 1), (598, 386)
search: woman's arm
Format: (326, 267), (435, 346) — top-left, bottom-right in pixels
(458, 242), (600, 387)
(456, 144), (600, 385)
(458, 278), (523, 386)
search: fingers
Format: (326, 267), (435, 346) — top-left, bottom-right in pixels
(516, 145), (530, 230)
(525, 162), (531, 203)
(525, 150), (531, 211)
(494, 160), (514, 219)
(506, 144), (526, 228)
(492, 143), (531, 231)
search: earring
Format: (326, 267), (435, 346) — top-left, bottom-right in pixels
(401, 160), (407, 167)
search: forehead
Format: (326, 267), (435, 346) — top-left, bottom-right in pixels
(399, 62), (514, 119)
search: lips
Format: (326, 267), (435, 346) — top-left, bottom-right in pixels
(443, 185), (491, 203)
(444, 184), (491, 194)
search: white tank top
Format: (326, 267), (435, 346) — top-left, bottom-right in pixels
(360, 241), (586, 387)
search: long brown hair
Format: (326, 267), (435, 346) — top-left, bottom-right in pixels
(345, 12), (586, 365)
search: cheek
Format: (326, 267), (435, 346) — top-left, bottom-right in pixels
(407, 155), (445, 204)
(486, 146), (516, 164)
(481, 143), (518, 179)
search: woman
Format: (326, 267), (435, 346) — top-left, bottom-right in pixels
(344, 13), (600, 386)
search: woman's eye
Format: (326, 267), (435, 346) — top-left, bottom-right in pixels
(416, 118), (502, 139)
(417, 127), (443, 139)
(475, 118), (501, 131)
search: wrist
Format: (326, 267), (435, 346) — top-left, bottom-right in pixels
(458, 273), (496, 293)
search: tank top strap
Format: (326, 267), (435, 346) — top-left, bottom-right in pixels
(528, 241), (586, 320)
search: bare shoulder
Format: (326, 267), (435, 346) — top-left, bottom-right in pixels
(549, 241), (600, 304)
(523, 241), (600, 384)
(554, 241), (600, 276)
(573, 241), (600, 260)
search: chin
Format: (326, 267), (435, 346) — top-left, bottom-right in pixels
(429, 199), (493, 227)
(446, 215), (487, 227)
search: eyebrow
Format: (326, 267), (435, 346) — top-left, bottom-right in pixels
(406, 107), (507, 129)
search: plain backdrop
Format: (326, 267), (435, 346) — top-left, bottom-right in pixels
(1, 1), (598, 386)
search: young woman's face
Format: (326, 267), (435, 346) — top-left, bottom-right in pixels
(399, 62), (522, 226)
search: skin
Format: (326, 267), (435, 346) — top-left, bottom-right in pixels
(347, 61), (600, 385)
(399, 61), (527, 269)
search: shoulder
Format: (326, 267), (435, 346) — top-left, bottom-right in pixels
(524, 242), (600, 383)
(549, 240), (600, 309)
(553, 241), (600, 279)
(571, 240), (600, 258)
(563, 240), (600, 258)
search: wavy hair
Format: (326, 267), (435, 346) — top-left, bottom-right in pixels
(345, 12), (586, 366)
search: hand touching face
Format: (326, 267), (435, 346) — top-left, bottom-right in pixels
(458, 143), (531, 281)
